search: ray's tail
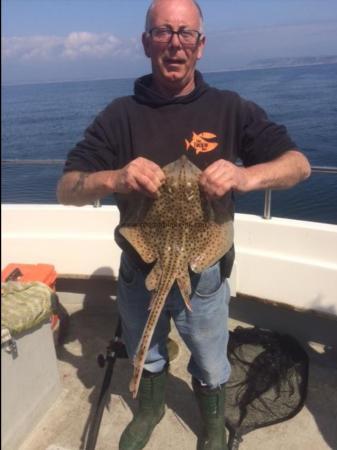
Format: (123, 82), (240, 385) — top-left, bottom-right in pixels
(129, 280), (174, 398)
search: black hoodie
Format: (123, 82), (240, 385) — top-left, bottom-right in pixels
(64, 71), (297, 267)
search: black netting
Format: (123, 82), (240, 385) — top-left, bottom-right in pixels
(225, 326), (309, 449)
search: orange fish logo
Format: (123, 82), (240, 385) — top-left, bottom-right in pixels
(185, 131), (218, 154)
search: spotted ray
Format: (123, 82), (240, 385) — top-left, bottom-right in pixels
(119, 155), (234, 398)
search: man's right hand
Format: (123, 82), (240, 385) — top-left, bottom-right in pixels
(113, 157), (166, 198)
(57, 157), (166, 206)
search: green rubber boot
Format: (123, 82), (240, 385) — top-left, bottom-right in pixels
(192, 378), (229, 450)
(119, 368), (167, 450)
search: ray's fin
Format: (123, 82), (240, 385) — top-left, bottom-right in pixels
(177, 276), (192, 312)
(119, 226), (157, 264)
(189, 221), (234, 273)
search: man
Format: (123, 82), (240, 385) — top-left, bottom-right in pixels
(57, 1), (311, 449)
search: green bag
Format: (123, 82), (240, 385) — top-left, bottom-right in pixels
(1, 281), (53, 336)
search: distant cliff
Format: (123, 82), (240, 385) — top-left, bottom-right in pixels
(247, 55), (337, 69)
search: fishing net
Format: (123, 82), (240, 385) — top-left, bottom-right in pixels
(225, 326), (309, 449)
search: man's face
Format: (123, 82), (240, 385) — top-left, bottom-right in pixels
(142, 0), (205, 93)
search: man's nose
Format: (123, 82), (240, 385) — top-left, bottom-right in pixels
(169, 32), (182, 48)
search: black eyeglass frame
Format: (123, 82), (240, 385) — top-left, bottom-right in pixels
(148, 27), (203, 44)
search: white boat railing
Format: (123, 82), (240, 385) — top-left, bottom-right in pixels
(263, 165), (337, 219)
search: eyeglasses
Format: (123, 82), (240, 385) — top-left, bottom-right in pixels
(149, 27), (202, 45)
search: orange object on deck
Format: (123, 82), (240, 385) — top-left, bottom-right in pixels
(1, 263), (60, 343)
(1, 263), (57, 290)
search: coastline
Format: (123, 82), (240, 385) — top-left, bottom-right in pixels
(2, 59), (337, 88)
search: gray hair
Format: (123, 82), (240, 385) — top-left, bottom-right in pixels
(145, 0), (204, 33)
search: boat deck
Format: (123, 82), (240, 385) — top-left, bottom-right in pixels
(18, 279), (337, 450)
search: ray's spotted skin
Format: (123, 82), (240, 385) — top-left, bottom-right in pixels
(119, 155), (233, 398)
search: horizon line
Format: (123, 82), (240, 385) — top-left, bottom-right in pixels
(2, 59), (337, 88)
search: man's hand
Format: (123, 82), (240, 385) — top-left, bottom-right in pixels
(198, 151), (311, 199)
(113, 157), (166, 197)
(57, 157), (166, 206)
(199, 160), (249, 198)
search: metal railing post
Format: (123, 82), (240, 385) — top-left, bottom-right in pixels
(263, 189), (272, 220)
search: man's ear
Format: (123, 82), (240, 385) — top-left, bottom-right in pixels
(142, 32), (151, 58)
(197, 35), (206, 61)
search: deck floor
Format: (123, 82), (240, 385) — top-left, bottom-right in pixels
(19, 301), (337, 450)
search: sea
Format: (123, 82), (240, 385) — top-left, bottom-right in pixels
(2, 63), (337, 225)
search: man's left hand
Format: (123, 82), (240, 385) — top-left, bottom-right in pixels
(199, 160), (249, 198)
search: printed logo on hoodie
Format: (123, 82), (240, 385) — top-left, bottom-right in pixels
(185, 132), (219, 155)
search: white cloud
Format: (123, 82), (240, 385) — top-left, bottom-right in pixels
(62, 32), (120, 59)
(2, 35), (62, 61)
(2, 31), (140, 62)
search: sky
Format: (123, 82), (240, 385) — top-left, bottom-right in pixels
(2, 0), (337, 85)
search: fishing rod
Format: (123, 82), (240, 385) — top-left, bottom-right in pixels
(84, 317), (128, 450)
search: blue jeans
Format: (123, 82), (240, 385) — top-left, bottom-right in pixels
(117, 252), (231, 388)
